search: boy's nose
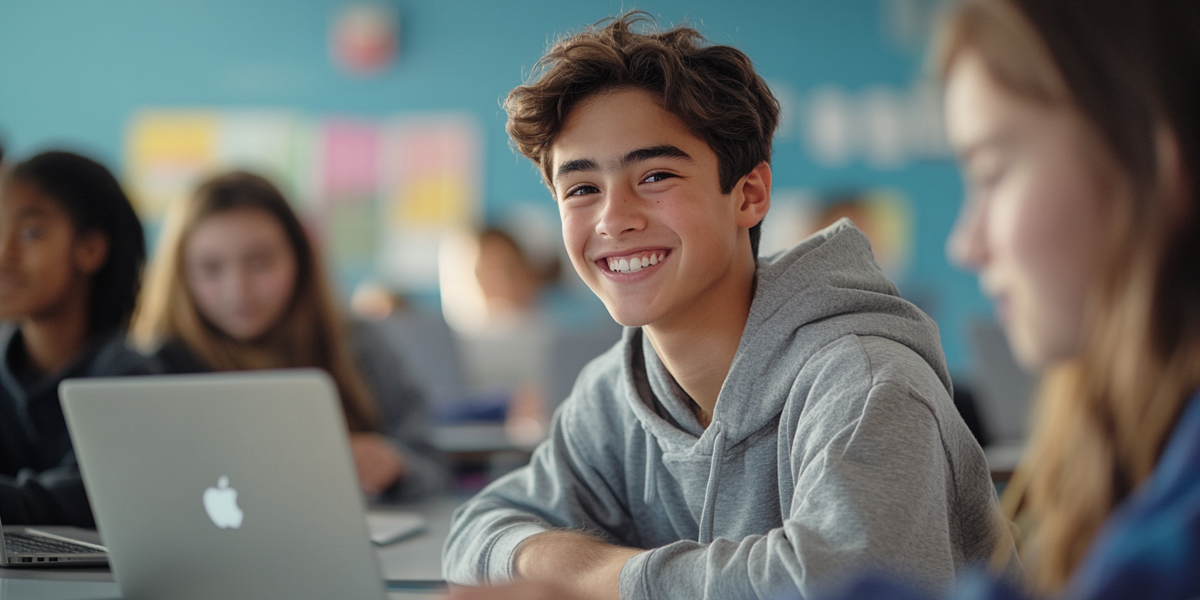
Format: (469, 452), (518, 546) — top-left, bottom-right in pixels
(595, 188), (646, 237)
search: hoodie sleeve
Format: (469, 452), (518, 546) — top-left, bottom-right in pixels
(619, 346), (972, 599)
(442, 380), (637, 585)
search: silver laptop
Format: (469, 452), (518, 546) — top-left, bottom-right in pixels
(58, 369), (387, 600)
(0, 514), (107, 567)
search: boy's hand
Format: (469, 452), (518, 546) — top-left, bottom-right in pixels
(513, 531), (642, 600)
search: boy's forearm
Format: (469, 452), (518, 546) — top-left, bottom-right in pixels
(514, 530), (643, 600)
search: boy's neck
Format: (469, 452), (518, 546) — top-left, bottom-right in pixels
(19, 297), (92, 378)
(644, 266), (756, 428)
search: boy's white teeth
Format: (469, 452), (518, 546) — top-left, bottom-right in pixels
(607, 253), (663, 273)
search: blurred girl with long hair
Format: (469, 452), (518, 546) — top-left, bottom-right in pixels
(134, 171), (446, 500)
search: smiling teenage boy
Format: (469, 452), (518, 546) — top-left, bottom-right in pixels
(443, 13), (1004, 600)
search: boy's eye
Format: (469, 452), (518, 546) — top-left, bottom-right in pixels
(641, 171), (677, 184)
(564, 184), (600, 199)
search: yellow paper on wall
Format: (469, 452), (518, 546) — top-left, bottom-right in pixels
(126, 112), (220, 220)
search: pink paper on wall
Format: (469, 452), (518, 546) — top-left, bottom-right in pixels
(383, 116), (480, 230)
(320, 119), (381, 201)
(378, 114), (482, 290)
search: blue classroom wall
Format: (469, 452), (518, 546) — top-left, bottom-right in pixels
(0, 0), (992, 374)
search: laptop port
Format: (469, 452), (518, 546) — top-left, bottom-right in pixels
(49, 557), (58, 562)
(20, 557), (31, 562)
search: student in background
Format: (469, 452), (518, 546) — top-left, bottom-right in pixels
(931, 0), (1199, 596)
(443, 12), (1004, 600)
(132, 171), (446, 501)
(473, 228), (559, 326)
(0, 150), (158, 527)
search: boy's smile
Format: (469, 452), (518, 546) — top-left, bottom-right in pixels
(549, 87), (767, 331)
(604, 250), (666, 274)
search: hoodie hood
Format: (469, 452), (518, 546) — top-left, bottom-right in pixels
(619, 220), (952, 539)
(726, 219), (951, 442)
(625, 219), (950, 448)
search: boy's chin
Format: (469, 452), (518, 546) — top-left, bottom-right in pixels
(601, 303), (654, 329)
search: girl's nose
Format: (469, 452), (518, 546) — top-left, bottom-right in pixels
(947, 197), (988, 271)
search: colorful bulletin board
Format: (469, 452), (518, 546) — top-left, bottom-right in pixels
(125, 109), (482, 295)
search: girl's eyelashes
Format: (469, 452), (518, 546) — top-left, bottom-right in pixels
(246, 253), (276, 272)
(19, 224), (43, 242)
(196, 261), (223, 280)
(971, 167), (1007, 199)
(966, 152), (1011, 190)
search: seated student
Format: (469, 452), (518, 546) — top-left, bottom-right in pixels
(132, 171), (447, 500)
(442, 12), (1005, 600)
(833, 0), (1200, 598)
(473, 227), (559, 326)
(456, 1), (1200, 599)
(0, 151), (159, 527)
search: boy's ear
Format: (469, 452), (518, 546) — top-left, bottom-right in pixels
(734, 162), (772, 229)
(73, 231), (110, 276)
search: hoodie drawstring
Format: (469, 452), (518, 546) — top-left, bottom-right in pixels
(698, 422), (725, 544)
(643, 426), (659, 506)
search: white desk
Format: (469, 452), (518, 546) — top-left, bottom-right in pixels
(0, 495), (465, 600)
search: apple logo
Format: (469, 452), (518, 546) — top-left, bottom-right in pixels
(202, 476), (244, 529)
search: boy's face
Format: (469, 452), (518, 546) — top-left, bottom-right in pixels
(549, 87), (764, 330)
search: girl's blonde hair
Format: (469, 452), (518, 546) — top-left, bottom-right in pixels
(133, 171), (379, 432)
(936, 0), (1200, 593)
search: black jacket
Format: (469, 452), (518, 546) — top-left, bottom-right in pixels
(0, 325), (160, 527)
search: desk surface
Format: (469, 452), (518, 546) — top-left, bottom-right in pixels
(0, 495), (465, 600)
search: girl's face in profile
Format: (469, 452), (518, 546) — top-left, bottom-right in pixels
(185, 207), (298, 342)
(944, 51), (1121, 370)
(0, 179), (105, 323)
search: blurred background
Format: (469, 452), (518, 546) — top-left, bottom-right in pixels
(0, 0), (1029, 484)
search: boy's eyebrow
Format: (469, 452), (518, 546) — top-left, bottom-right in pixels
(554, 145), (695, 183)
(555, 158), (600, 181)
(619, 145), (694, 167)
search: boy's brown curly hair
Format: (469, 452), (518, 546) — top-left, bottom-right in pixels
(504, 11), (780, 257)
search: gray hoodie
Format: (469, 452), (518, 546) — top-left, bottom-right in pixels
(443, 221), (1003, 599)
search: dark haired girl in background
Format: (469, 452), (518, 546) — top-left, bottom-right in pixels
(0, 151), (159, 527)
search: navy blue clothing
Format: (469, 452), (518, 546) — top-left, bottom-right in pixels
(0, 324), (160, 527)
(822, 388), (1200, 600)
